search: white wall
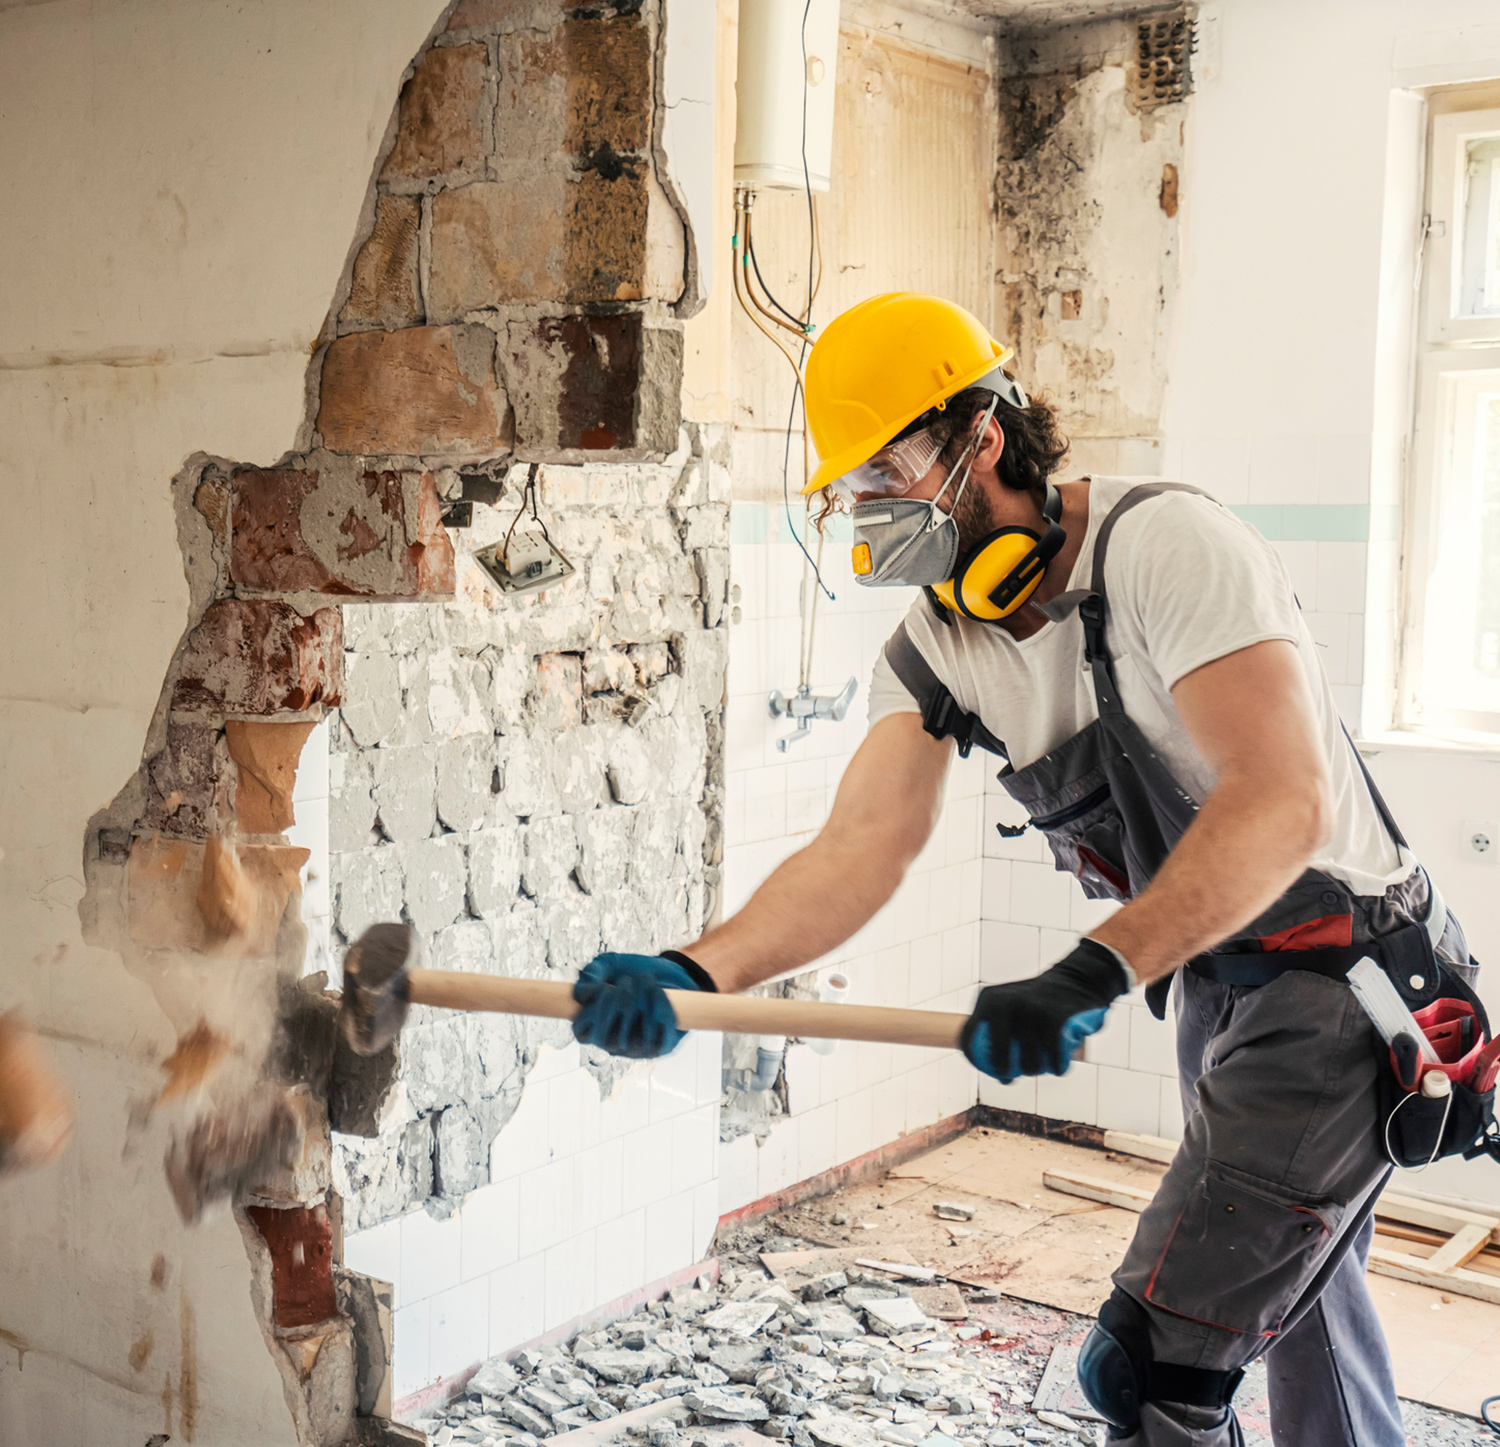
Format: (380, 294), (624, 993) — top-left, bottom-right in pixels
(0, 2), (446, 1442)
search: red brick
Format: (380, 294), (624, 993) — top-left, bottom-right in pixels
(316, 325), (510, 456)
(173, 600), (343, 716)
(245, 1203), (338, 1330)
(342, 195), (421, 329)
(381, 43), (489, 181)
(230, 467), (456, 600)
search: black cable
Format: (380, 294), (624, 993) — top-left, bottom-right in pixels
(746, 220), (805, 330)
(1483, 1393), (1500, 1434)
(780, 0), (833, 604)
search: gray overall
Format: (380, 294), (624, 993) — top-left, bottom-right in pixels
(885, 483), (1473, 1446)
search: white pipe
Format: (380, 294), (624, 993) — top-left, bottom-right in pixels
(808, 972), (849, 1055)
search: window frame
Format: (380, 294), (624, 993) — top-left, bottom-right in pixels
(1397, 97), (1500, 741)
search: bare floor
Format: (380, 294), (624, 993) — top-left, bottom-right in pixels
(759, 1126), (1500, 1441)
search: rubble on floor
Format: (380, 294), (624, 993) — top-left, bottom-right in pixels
(408, 1226), (1111, 1447)
(407, 1213), (1500, 1447)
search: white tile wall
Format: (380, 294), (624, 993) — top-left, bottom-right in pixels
(346, 1030), (724, 1402)
(716, 512), (990, 1217)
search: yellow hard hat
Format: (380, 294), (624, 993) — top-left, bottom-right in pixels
(802, 293), (1013, 495)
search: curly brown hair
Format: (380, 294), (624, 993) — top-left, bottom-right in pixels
(812, 382), (1069, 527)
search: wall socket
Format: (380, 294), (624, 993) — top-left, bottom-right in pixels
(1462, 820), (1497, 864)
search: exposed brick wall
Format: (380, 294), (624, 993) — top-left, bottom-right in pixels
(328, 0), (687, 464)
(330, 424), (730, 1230)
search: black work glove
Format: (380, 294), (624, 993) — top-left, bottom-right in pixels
(961, 939), (1131, 1084)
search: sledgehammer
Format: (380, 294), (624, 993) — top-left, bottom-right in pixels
(337, 923), (967, 1056)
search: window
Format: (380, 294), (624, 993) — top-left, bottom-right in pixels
(1403, 102), (1500, 736)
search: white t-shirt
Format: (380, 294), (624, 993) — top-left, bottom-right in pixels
(867, 476), (1411, 898)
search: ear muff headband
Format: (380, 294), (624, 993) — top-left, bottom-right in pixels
(943, 483), (1066, 621)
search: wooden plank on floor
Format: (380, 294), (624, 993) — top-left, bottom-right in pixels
(1377, 1190), (1500, 1243)
(1101, 1131), (1177, 1164)
(1420, 1221), (1492, 1275)
(1368, 1245), (1500, 1304)
(1042, 1169), (1152, 1212)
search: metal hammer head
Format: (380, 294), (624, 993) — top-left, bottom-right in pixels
(338, 923), (417, 1056)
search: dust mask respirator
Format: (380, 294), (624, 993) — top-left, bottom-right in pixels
(843, 397), (998, 590)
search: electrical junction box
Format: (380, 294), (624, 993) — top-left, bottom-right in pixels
(472, 531), (575, 597)
(734, 0), (840, 193)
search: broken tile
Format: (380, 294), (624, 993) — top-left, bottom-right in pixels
(863, 1299), (931, 1338)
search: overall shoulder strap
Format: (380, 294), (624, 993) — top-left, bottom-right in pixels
(884, 621), (1010, 762)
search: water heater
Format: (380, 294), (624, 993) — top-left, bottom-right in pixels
(734, 0), (841, 193)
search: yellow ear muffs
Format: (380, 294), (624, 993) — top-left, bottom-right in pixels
(932, 485), (1067, 621)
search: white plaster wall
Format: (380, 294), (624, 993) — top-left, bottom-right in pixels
(0, 2), (447, 1441)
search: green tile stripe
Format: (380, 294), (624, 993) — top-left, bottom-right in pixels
(734, 501), (1388, 547)
(731, 502), (851, 544)
(1229, 504), (1370, 542)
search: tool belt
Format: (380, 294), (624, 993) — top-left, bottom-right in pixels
(1187, 924), (1500, 1170)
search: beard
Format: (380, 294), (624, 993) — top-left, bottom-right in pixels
(948, 470), (1003, 557)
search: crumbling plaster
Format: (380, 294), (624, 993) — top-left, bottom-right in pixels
(995, 10), (1189, 474)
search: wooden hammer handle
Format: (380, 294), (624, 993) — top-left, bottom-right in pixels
(408, 970), (967, 1051)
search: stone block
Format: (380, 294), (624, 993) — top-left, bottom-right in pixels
(343, 195), (422, 329)
(583, 647), (634, 694)
(382, 42), (489, 181)
(142, 720), (231, 838)
(244, 1202), (338, 1329)
(330, 750), (378, 853)
(520, 815), (578, 900)
(574, 808), (629, 894)
(174, 600), (343, 716)
(497, 735), (559, 820)
(342, 653), (403, 748)
(546, 886), (600, 970)
(503, 312), (683, 459)
(436, 735), (494, 831)
(548, 728), (608, 813)
(432, 918), (495, 974)
(371, 747), (436, 844)
(403, 835), (468, 933)
(678, 628), (728, 712)
(493, 17), (650, 162)
(446, 0), (567, 33)
(336, 847), (405, 942)
(531, 652), (583, 731)
(606, 729), (656, 806)
(433, 1105), (487, 1197)
(468, 827), (521, 917)
(231, 465), (456, 600)
(429, 166), (662, 316)
(491, 898), (548, 975)
(403, 1018), (471, 1114)
(317, 325), (510, 458)
(226, 719), (317, 834)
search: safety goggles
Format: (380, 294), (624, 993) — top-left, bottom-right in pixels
(829, 427), (943, 505)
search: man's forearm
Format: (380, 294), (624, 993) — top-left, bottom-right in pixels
(687, 837), (905, 994)
(1090, 774), (1328, 984)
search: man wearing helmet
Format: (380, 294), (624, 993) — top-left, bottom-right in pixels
(571, 294), (1473, 1447)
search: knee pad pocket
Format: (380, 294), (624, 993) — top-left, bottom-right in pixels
(1145, 1159), (1345, 1335)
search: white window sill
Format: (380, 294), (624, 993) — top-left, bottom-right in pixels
(1356, 728), (1500, 761)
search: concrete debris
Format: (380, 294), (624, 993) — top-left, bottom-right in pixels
(931, 1204), (975, 1223)
(699, 1301), (778, 1338)
(409, 1237), (1129, 1447)
(854, 1260), (938, 1283)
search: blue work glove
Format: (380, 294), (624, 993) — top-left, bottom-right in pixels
(961, 939), (1131, 1084)
(571, 950), (718, 1059)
